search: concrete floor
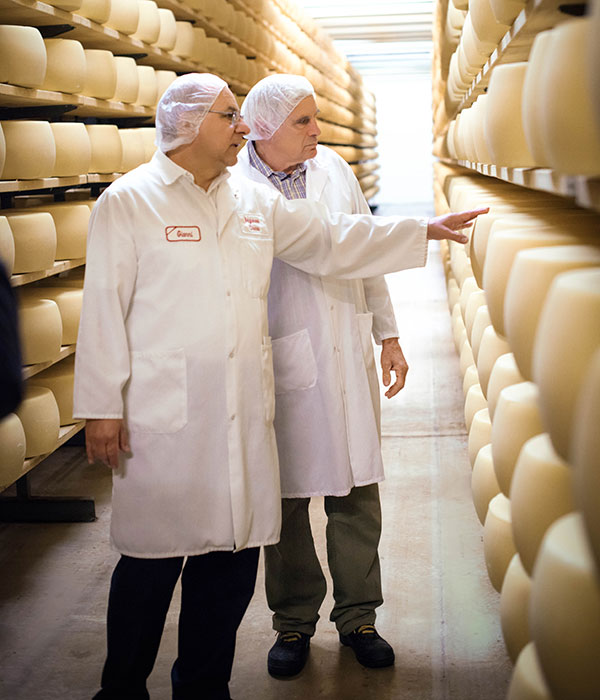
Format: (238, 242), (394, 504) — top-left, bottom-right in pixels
(0, 242), (512, 700)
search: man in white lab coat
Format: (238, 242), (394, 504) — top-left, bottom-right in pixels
(74, 73), (484, 700)
(235, 74), (406, 676)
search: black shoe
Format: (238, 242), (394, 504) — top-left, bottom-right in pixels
(339, 624), (395, 668)
(267, 631), (311, 677)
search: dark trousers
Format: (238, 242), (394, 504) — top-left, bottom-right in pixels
(93, 547), (260, 700)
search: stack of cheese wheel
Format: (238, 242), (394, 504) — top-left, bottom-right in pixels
(533, 268), (600, 461)
(50, 123), (92, 177)
(504, 245), (600, 380)
(484, 63), (536, 167)
(0, 216), (15, 275)
(42, 39), (86, 94)
(4, 211), (56, 274)
(29, 356), (76, 426)
(572, 349), (600, 572)
(507, 643), (552, 700)
(491, 382), (544, 497)
(86, 125), (123, 174)
(0, 25), (46, 88)
(15, 386), (61, 458)
(510, 433), (575, 576)
(0, 413), (27, 491)
(483, 492), (517, 592)
(0, 121), (56, 180)
(530, 513), (600, 699)
(500, 553), (532, 663)
(539, 18), (600, 176)
(15, 202), (89, 260)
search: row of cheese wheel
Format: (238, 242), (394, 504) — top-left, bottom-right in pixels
(0, 122), (156, 181)
(436, 163), (600, 700)
(445, 18), (600, 176)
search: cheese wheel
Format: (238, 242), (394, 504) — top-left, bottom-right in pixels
(133, 127), (157, 162)
(82, 49), (117, 100)
(459, 276), (482, 320)
(461, 14), (494, 74)
(476, 326), (511, 398)
(172, 21), (195, 59)
(24, 287), (82, 345)
(483, 226), (590, 337)
(135, 65), (158, 107)
(50, 123), (92, 177)
(459, 337), (476, 377)
(464, 290), (487, 340)
(18, 298), (63, 365)
(472, 444), (501, 525)
(86, 124), (123, 174)
(0, 26), (46, 89)
(465, 383), (487, 432)
(29, 355), (76, 425)
(511, 433), (574, 576)
(0, 216), (15, 276)
(132, 0), (160, 44)
(76, 0), (112, 24)
(487, 353), (525, 420)
(0, 412), (27, 491)
(42, 39), (86, 94)
(470, 0), (510, 45)
(15, 386), (60, 458)
(572, 349), (600, 572)
(590, 0), (600, 135)
(500, 553), (532, 663)
(530, 513), (600, 700)
(507, 643), (553, 700)
(0, 121), (56, 181)
(113, 56), (140, 104)
(483, 493), (517, 592)
(540, 19), (600, 176)
(450, 243), (472, 286)
(154, 8), (177, 50)
(522, 31), (554, 168)
(463, 364), (480, 398)
(451, 302), (467, 351)
(191, 27), (208, 65)
(492, 382), (544, 496)
(155, 70), (176, 103)
(18, 203), (88, 260)
(485, 63), (537, 167)
(447, 277), (460, 312)
(5, 212), (56, 274)
(45, 0), (82, 10)
(505, 245), (600, 381)
(471, 304), (492, 363)
(468, 408), (492, 467)
(472, 95), (494, 165)
(105, 0), (140, 35)
(533, 269), (600, 460)
(119, 129), (146, 172)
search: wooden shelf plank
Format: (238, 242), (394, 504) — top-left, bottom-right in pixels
(20, 421), (86, 478)
(22, 344), (77, 379)
(11, 259), (85, 288)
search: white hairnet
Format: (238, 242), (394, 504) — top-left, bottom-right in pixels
(241, 74), (315, 141)
(155, 73), (228, 152)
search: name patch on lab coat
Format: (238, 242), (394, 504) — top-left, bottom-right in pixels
(165, 225), (201, 242)
(238, 212), (269, 239)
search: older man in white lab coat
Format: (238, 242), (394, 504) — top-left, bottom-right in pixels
(235, 74), (409, 676)
(74, 73), (484, 700)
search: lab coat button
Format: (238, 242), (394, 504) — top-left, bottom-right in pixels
(230, 414), (235, 421)
(229, 349), (235, 358)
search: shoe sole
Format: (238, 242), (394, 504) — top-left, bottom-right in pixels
(340, 638), (395, 668)
(267, 659), (308, 678)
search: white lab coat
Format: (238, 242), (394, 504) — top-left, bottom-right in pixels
(234, 145), (398, 497)
(74, 150), (428, 557)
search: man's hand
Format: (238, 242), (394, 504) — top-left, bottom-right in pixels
(85, 418), (130, 470)
(381, 337), (408, 399)
(427, 207), (490, 244)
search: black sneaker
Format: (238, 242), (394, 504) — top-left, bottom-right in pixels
(339, 624), (395, 668)
(267, 631), (311, 677)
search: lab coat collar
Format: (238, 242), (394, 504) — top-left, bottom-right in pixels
(152, 149), (231, 193)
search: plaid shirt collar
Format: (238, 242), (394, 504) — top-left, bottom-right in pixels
(246, 139), (307, 197)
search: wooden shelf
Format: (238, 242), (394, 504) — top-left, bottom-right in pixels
(0, 174), (89, 193)
(453, 0), (580, 117)
(22, 344), (77, 379)
(20, 420), (85, 477)
(447, 158), (600, 214)
(11, 259), (85, 288)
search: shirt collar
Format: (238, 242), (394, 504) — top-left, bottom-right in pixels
(152, 149), (230, 193)
(247, 140), (307, 182)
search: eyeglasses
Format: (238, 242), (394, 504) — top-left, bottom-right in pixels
(208, 109), (243, 126)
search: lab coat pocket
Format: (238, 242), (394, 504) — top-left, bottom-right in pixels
(126, 348), (188, 433)
(237, 213), (274, 298)
(261, 338), (276, 424)
(272, 329), (318, 395)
